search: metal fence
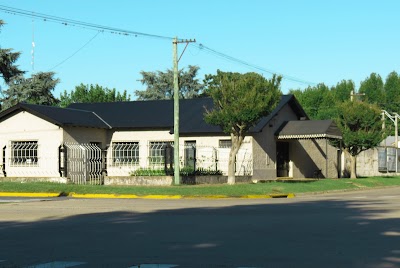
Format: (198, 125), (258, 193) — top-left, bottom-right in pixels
(378, 146), (400, 173)
(63, 143), (104, 185)
(107, 143), (253, 177)
(0, 142), (253, 180)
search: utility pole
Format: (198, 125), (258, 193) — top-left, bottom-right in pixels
(172, 37), (195, 185)
(381, 110), (400, 172)
(350, 90), (365, 101)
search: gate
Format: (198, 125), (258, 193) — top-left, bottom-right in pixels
(63, 143), (104, 185)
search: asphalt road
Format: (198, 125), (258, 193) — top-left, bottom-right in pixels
(0, 187), (400, 268)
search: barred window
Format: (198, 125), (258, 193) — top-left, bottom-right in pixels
(11, 141), (38, 166)
(149, 141), (173, 165)
(112, 142), (139, 165)
(219, 139), (232, 148)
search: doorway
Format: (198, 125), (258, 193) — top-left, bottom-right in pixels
(276, 142), (289, 177)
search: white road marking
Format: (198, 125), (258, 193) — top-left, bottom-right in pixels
(26, 261), (86, 268)
(351, 196), (367, 199)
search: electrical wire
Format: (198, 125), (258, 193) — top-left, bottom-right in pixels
(0, 4), (317, 86)
(48, 31), (102, 71)
(0, 5), (174, 41)
(192, 43), (317, 86)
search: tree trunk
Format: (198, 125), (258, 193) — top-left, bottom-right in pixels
(227, 149), (236, 185)
(350, 154), (357, 179)
(227, 134), (243, 185)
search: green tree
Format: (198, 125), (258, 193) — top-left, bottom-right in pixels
(383, 71), (400, 113)
(204, 71), (282, 184)
(359, 73), (385, 107)
(290, 83), (335, 120)
(1, 72), (59, 109)
(135, 65), (204, 100)
(331, 79), (355, 102)
(333, 100), (383, 178)
(0, 20), (25, 86)
(59, 83), (131, 107)
(0, 20), (59, 110)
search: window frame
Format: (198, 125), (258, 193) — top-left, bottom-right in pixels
(112, 141), (140, 165)
(148, 141), (173, 165)
(10, 141), (39, 167)
(219, 139), (232, 148)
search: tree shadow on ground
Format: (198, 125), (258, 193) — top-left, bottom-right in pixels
(0, 197), (399, 268)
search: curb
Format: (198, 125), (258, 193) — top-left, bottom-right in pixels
(69, 193), (295, 199)
(0, 192), (61, 198)
(0, 192), (295, 199)
(68, 193), (183, 199)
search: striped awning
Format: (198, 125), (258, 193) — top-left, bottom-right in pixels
(276, 120), (342, 140)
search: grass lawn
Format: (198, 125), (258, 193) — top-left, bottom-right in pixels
(0, 176), (400, 196)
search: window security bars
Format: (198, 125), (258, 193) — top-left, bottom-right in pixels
(2, 141), (252, 178)
(219, 139), (232, 148)
(149, 141), (173, 168)
(184, 141), (196, 172)
(112, 142), (139, 166)
(10, 141), (38, 166)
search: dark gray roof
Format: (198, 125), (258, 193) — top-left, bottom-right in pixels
(68, 98), (221, 132)
(276, 120), (342, 139)
(68, 95), (307, 133)
(0, 95), (308, 134)
(251, 94), (308, 132)
(0, 103), (110, 129)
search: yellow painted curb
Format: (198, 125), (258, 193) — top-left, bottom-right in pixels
(185, 195), (231, 199)
(69, 193), (139, 199)
(68, 193), (295, 199)
(240, 195), (273, 199)
(179, 195), (227, 199)
(69, 193), (183, 199)
(141, 195), (182, 199)
(0, 192), (296, 199)
(0, 192), (61, 198)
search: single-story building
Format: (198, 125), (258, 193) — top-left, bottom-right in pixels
(0, 94), (342, 184)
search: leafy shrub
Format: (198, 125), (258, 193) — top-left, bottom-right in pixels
(131, 167), (222, 176)
(131, 168), (166, 176)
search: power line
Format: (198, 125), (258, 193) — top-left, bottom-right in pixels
(0, 4), (174, 41)
(0, 4), (317, 86)
(49, 31), (102, 71)
(192, 43), (317, 86)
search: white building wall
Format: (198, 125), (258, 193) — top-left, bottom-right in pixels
(355, 148), (400, 177)
(0, 111), (63, 177)
(107, 130), (252, 176)
(0, 110), (254, 179)
(63, 126), (108, 146)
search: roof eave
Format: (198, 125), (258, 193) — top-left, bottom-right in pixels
(277, 134), (343, 140)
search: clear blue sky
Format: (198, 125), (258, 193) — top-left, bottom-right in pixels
(0, 0), (399, 98)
